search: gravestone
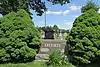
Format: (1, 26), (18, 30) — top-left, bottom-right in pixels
(35, 39), (67, 60)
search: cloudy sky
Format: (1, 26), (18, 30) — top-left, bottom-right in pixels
(0, 0), (100, 30)
(31, 0), (100, 30)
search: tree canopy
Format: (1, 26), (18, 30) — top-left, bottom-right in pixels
(53, 25), (59, 33)
(0, 9), (40, 63)
(81, 0), (99, 13)
(0, 0), (70, 16)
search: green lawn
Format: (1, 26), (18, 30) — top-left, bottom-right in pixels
(0, 61), (46, 67)
(0, 61), (74, 67)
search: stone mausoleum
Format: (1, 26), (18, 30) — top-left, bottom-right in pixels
(36, 26), (68, 60)
(40, 27), (55, 39)
(40, 27), (68, 40)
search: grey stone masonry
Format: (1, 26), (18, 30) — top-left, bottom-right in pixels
(35, 39), (67, 60)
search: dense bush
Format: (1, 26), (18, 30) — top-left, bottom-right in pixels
(67, 9), (100, 65)
(48, 50), (74, 67)
(0, 9), (41, 63)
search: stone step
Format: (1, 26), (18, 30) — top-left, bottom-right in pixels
(35, 54), (49, 60)
(39, 48), (65, 53)
(39, 48), (50, 53)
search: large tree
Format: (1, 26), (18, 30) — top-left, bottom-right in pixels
(0, 0), (70, 16)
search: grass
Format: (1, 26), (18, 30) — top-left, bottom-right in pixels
(0, 61), (74, 67)
(0, 61), (46, 67)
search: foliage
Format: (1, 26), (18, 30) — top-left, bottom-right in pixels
(53, 25), (59, 33)
(37, 26), (69, 39)
(42, 26), (54, 31)
(61, 29), (69, 33)
(48, 0), (70, 5)
(81, 0), (99, 13)
(48, 50), (74, 67)
(0, 0), (29, 15)
(53, 25), (59, 39)
(0, 61), (74, 67)
(0, 9), (41, 63)
(0, 61), (47, 67)
(67, 9), (100, 65)
(37, 26), (69, 34)
(0, 0), (70, 16)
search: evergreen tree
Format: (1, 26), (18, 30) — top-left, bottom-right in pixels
(81, 0), (99, 13)
(68, 9), (100, 65)
(0, 9), (40, 63)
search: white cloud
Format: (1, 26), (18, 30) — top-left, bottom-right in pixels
(0, 14), (3, 17)
(69, 5), (81, 11)
(46, 5), (82, 15)
(46, 10), (70, 15)
(65, 21), (74, 30)
(98, 9), (100, 13)
(74, 15), (79, 18)
(46, 10), (63, 15)
(63, 10), (70, 15)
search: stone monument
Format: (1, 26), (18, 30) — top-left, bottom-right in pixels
(42, 26), (55, 39)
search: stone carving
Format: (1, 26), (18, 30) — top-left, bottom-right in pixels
(44, 44), (60, 47)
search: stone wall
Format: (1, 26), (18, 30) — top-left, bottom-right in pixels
(35, 39), (67, 60)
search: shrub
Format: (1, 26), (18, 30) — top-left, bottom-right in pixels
(0, 9), (41, 63)
(48, 50), (74, 67)
(67, 9), (100, 65)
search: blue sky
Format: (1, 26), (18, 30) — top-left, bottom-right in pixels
(0, 0), (100, 30)
(31, 0), (100, 30)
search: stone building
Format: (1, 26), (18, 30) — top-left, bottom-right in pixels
(40, 27), (68, 40)
(40, 27), (55, 39)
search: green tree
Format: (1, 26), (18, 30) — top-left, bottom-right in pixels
(0, 9), (40, 63)
(81, 0), (99, 13)
(53, 25), (59, 33)
(0, 0), (70, 16)
(67, 9), (100, 66)
(53, 25), (59, 39)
